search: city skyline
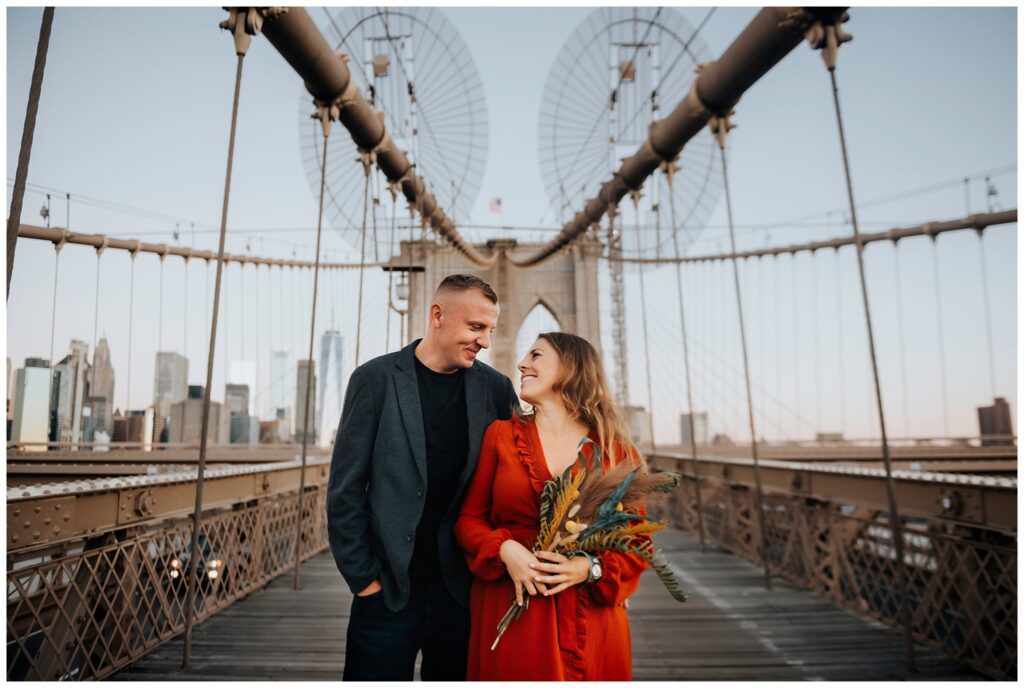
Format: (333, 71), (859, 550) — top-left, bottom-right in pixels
(5, 7), (1017, 444)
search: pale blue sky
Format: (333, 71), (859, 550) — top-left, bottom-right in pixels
(5, 6), (1018, 444)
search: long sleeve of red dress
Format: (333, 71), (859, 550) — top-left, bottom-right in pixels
(454, 422), (512, 581)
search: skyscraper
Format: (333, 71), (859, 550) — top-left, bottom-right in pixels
(226, 383), (254, 444)
(11, 358), (51, 450)
(295, 359), (316, 444)
(53, 340), (90, 447)
(229, 360), (256, 416)
(225, 383), (250, 416)
(270, 350), (289, 423)
(153, 352), (188, 420)
(978, 397), (1014, 447)
(89, 337), (115, 436)
(680, 412), (710, 446)
(169, 397), (229, 445)
(318, 330), (344, 447)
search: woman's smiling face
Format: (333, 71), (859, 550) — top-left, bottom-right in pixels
(517, 337), (563, 406)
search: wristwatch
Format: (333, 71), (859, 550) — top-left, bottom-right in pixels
(581, 551), (603, 583)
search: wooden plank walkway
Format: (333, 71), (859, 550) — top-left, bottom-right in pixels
(112, 528), (981, 681)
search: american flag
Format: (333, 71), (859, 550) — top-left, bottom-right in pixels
(489, 197), (502, 213)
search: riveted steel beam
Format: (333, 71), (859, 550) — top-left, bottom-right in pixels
(515, 6), (849, 267)
(6, 458), (331, 554)
(258, 8), (495, 267)
(648, 452), (1017, 533)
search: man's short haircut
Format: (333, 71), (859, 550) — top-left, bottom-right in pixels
(436, 274), (498, 304)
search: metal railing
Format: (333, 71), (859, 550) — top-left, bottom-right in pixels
(652, 458), (1017, 680)
(6, 485), (328, 680)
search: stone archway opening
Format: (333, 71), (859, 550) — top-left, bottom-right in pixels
(512, 301), (561, 396)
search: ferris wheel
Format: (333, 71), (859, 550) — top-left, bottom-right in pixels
(299, 7), (489, 258)
(537, 7), (721, 258)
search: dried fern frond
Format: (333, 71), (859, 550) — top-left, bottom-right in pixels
(536, 463), (587, 552)
(536, 476), (559, 546)
(651, 549), (689, 603)
(615, 520), (667, 538)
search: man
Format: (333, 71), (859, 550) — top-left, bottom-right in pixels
(328, 274), (519, 681)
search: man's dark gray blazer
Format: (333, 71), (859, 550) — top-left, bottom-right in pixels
(327, 339), (518, 612)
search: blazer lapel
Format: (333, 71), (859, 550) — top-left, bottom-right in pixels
(394, 342), (427, 485)
(455, 362), (488, 500)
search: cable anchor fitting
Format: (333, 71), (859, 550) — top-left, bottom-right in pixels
(805, 12), (852, 71)
(219, 7), (284, 57)
(707, 110), (736, 150)
(658, 157), (681, 187)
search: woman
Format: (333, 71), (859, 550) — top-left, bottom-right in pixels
(454, 332), (649, 681)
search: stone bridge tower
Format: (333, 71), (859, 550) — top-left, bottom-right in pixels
(393, 236), (603, 381)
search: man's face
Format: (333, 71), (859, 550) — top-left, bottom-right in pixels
(432, 289), (500, 370)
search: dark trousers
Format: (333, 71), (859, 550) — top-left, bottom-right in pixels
(343, 579), (469, 681)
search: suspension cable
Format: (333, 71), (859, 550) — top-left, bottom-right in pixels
(184, 10), (253, 662)
(774, 255), (782, 439)
(354, 160), (372, 366)
(665, 160), (707, 551)
(385, 183), (398, 351)
(892, 241), (910, 437)
(254, 262), (260, 421)
(158, 255), (165, 351)
(126, 253), (136, 412)
(632, 192), (657, 456)
(930, 239), (950, 436)
(834, 248), (846, 435)
(814, 16), (915, 668)
(790, 253), (800, 439)
(295, 119), (332, 591)
(7, 7), (54, 300)
(711, 113), (771, 591)
(92, 248), (102, 368)
(183, 259), (189, 377)
(976, 230), (998, 399)
(46, 245), (61, 370)
(812, 256), (821, 434)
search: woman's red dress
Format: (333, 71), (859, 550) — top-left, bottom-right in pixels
(454, 417), (649, 681)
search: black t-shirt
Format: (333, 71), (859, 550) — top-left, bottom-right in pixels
(410, 356), (469, 582)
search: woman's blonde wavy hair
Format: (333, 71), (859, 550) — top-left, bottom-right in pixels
(517, 332), (642, 469)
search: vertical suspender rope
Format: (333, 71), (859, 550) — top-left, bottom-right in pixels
(48, 243), (61, 444)
(183, 8), (251, 660)
(711, 115), (771, 591)
(385, 184), (398, 352)
(892, 242), (910, 438)
(241, 261), (246, 379)
(774, 256), (782, 438)
(7, 7), (54, 300)
(252, 263), (258, 419)
(295, 118), (331, 590)
(815, 17), (915, 669)
(632, 192), (657, 456)
(976, 231), (997, 401)
(158, 256), (165, 352)
(665, 161), (707, 552)
(354, 161), (372, 367)
(49, 247), (60, 372)
(834, 249), (846, 435)
(183, 257), (189, 391)
(757, 256), (766, 438)
(92, 249), (102, 371)
(929, 241), (950, 436)
(812, 256), (821, 434)
(126, 252), (136, 414)
(790, 253), (800, 439)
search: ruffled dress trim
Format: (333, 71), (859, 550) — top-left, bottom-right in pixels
(511, 417), (548, 495)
